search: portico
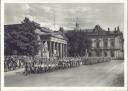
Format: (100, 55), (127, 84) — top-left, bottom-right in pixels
(35, 28), (68, 59)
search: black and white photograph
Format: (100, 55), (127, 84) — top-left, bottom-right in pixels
(1, 0), (128, 91)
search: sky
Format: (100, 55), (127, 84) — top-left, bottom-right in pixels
(4, 3), (124, 31)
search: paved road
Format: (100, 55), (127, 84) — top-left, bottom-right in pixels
(4, 60), (124, 87)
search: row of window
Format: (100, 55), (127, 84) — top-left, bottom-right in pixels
(91, 38), (115, 48)
(88, 51), (115, 57)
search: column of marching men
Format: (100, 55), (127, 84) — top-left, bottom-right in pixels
(24, 57), (82, 75)
(4, 56), (111, 75)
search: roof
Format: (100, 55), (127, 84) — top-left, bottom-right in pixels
(66, 25), (123, 37)
(38, 30), (68, 40)
(4, 24), (23, 29)
(40, 27), (53, 33)
(34, 27), (67, 40)
(4, 23), (68, 41)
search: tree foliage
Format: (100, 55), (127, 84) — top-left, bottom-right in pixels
(4, 17), (40, 56)
(65, 30), (91, 57)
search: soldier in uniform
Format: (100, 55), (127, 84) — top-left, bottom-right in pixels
(24, 62), (28, 75)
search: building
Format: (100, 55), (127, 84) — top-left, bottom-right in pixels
(71, 23), (124, 59)
(4, 21), (68, 59)
(35, 27), (68, 59)
(4, 18), (124, 59)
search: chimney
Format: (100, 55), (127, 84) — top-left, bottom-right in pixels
(115, 27), (116, 31)
(117, 26), (120, 32)
(108, 27), (110, 31)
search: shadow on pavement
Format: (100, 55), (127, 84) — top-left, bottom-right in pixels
(111, 72), (124, 86)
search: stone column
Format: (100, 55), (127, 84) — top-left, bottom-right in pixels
(62, 44), (63, 58)
(65, 44), (67, 57)
(66, 44), (67, 57)
(58, 43), (60, 58)
(56, 42), (59, 56)
(53, 42), (55, 55)
(64, 44), (66, 57)
(63, 44), (65, 58)
(55, 42), (56, 51)
(49, 41), (52, 57)
(51, 42), (53, 56)
(60, 43), (62, 59)
(41, 41), (43, 57)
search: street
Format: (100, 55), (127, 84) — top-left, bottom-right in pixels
(4, 60), (124, 87)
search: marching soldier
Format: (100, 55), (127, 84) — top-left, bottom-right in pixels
(24, 62), (29, 75)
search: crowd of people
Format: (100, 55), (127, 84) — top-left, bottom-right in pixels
(4, 56), (26, 72)
(24, 57), (82, 75)
(4, 56), (111, 75)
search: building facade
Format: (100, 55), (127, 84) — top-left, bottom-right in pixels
(73, 24), (124, 59)
(4, 19), (124, 59)
(4, 22), (68, 59)
(35, 27), (68, 59)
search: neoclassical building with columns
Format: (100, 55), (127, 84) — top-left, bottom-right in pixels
(35, 27), (68, 59)
(4, 21), (68, 59)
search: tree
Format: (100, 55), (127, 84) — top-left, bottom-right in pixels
(4, 17), (40, 56)
(65, 30), (91, 57)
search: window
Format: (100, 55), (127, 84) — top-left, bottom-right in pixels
(90, 39), (93, 48)
(104, 51), (107, 57)
(110, 39), (115, 48)
(93, 39), (96, 48)
(96, 50), (100, 57)
(104, 39), (108, 48)
(96, 39), (100, 48)
(88, 52), (92, 57)
(111, 51), (114, 57)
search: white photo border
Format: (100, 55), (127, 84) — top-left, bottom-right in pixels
(1, 0), (127, 91)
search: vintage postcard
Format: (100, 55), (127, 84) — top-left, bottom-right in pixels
(1, 0), (127, 91)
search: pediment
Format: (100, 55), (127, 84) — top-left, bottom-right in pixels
(35, 29), (46, 35)
(55, 34), (65, 39)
